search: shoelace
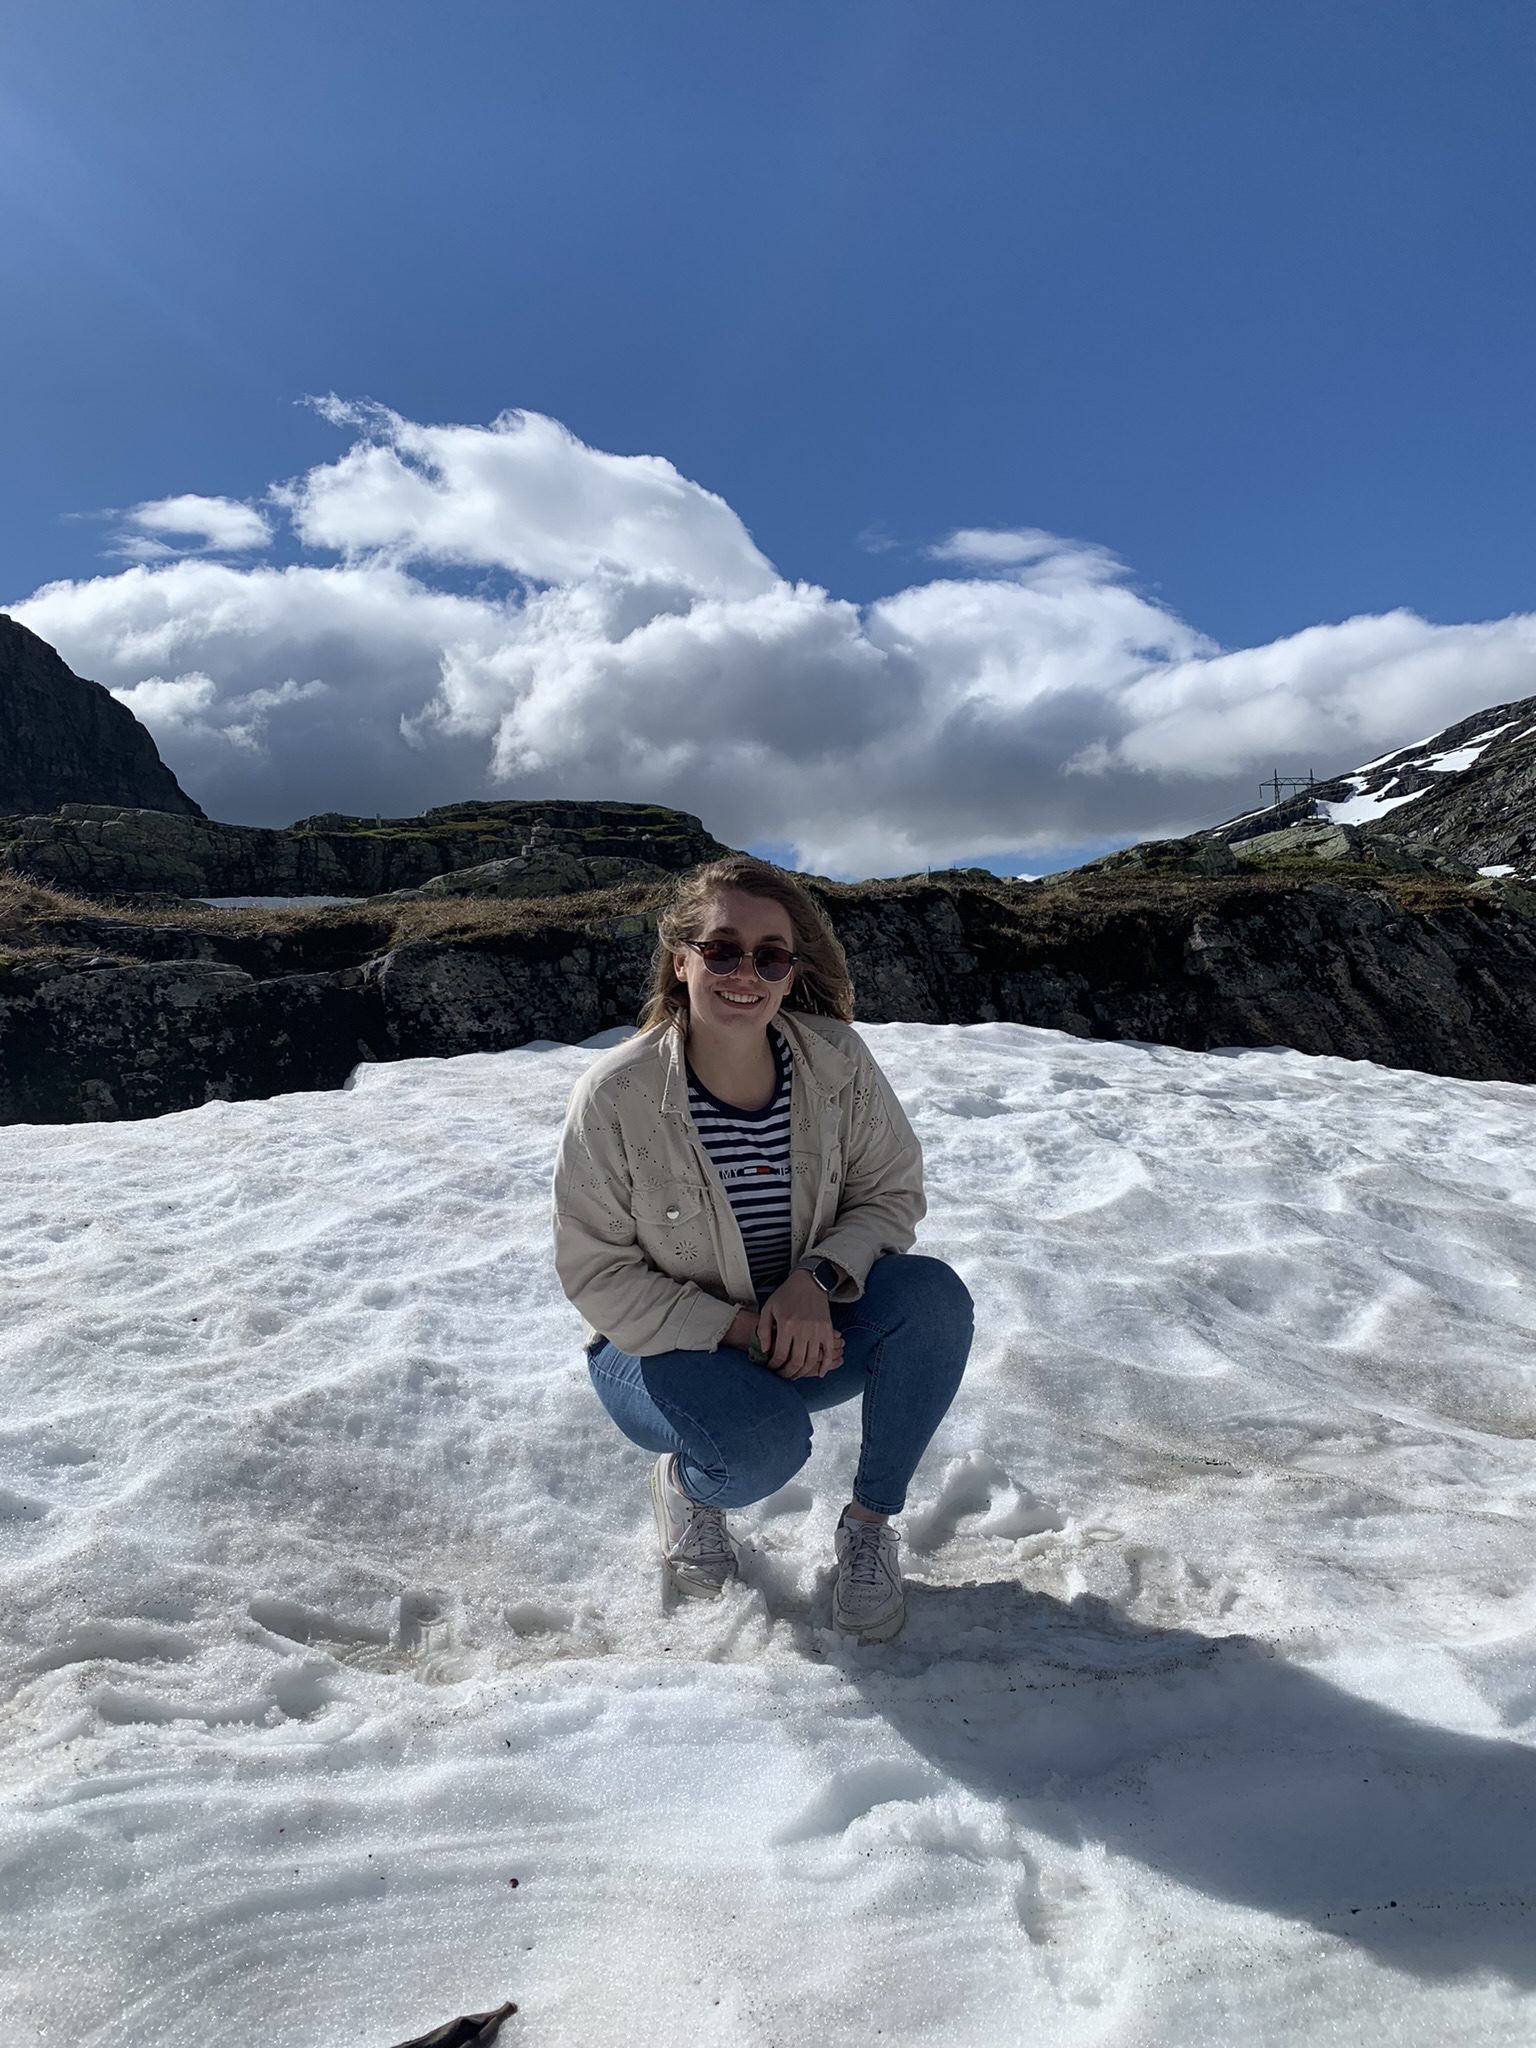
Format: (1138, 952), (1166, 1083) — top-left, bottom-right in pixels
(676, 1499), (733, 1567)
(842, 1518), (894, 1587)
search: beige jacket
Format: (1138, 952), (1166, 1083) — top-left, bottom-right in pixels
(551, 1010), (926, 1357)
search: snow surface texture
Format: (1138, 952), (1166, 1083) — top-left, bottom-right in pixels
(2, 1023), (1534, 2048)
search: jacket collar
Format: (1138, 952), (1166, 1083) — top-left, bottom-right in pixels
(657, 1007), (856, 1114)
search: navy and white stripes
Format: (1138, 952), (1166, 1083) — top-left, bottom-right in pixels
(686, 1025), (795, 1297)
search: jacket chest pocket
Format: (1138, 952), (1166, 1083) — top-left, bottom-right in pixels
(633, 1178), (708, 1228)
(632, 1179), (712, 1273)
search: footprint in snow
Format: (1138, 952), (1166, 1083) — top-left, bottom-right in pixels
(23, 1623), (194, 1673)
(773, 1760), (943, 1844)
(904, 1451), (1065, 1556)
(91, 1662), (339, 1728)
(504, 1599), (574, 1637)
(248, 1594), (392, 1652)
(35, 1440), (97, 1468)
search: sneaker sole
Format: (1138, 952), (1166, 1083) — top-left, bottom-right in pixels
(650, 1458), (733, 1600)
(832, 1598), (905, 1643)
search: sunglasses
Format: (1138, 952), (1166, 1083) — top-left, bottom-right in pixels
(683, 939), (799, 983)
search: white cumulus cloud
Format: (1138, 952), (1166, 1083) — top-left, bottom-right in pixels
(927, 527), (1127, 588)
(10, 404), (1535, 872)
(281, 399), (774, 595)
(113, 494), (273, 560)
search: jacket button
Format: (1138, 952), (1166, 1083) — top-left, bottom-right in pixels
(666, 1205), (680, 1221)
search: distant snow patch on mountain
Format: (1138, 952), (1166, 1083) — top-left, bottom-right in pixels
(1319, 780), (1429, 826)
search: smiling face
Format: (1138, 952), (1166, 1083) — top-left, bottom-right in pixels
(672, 887), (798, 1044)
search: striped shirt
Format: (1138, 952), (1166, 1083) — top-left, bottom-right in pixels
(686, 1025), (795, 1298)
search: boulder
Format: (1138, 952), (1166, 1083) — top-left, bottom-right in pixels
(1230, 822), (1361, 864)
(1066, 836), (1239, 879)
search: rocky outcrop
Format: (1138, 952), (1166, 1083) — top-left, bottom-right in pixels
(1090, 818), (1536, 922)
(1068, 836), (1241, 879)
(0, 959), (377, 1121)
(3, 872), (1534, 1123)
(816, 876), (1536, 1079)
(1224, 819), (1536, 910)
(378, 851), (682, 902)
(1077, 820), (1495, 882)
(1232, 821), (1427, 868)
(0, 615), (202, 818)
(0, 798), (729, 900)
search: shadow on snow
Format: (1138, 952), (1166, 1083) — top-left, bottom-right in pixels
(828, 1580), (1535, 1986)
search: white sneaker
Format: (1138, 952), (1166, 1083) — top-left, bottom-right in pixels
(650, 1454), (739, 1598)
(833, 1511), (905, 1641)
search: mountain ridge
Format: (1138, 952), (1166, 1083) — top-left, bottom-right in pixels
(0, 615), (203, 820)
(1204, 691), (1536, 879)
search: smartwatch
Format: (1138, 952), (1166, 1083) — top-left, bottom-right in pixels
(799, 1257), (841, 1293)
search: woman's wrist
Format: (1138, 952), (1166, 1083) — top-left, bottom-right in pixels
(798, 1256), (847, 1289)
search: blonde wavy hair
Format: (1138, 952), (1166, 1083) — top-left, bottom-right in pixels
(639, 854), (855, 1031)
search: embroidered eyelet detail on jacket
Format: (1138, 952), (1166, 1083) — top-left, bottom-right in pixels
(632, 1180), (706, 1225)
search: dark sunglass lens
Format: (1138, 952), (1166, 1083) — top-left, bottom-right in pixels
(752, 948), (795, 981)
(697, 941), (744, 972)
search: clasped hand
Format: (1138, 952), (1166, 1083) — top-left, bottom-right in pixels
(728, 1268), (844, 1379)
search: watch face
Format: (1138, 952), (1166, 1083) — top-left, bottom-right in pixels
(814, 1259), (838, 1290)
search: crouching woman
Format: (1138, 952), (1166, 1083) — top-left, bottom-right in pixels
(550, 854), (972, 1642)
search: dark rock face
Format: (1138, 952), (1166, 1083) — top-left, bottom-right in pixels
(364, 912), (662, 1059)
(0, 908), (391, 1120)
(0, 615), (203, 819)
(822, 880), (1536, 1080)
(3, 877), (1534, 1123)
(0, 960), (379, 1121)
(0, 797), (729, 900)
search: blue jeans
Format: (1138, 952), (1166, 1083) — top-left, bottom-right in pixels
(585, 1253), (973, 1517)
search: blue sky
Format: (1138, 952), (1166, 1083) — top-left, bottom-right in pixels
(2, 2), (1533, 874)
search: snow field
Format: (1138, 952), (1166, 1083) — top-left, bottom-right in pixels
(1, 1022), (1534, 2046)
